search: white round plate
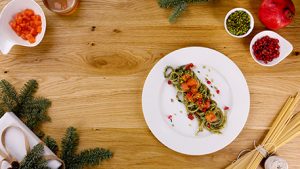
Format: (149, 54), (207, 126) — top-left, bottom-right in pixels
(142, 47), (250, 155)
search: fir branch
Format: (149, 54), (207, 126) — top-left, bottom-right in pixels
(2, 95), (15, 111)
(169, 2), (187, 23)
(22, 97), (51, 130)
(158, 0), (184, 8)
(158, 0), (208, 22)
(20, 144), (50, 169)
(0, 80), (51, 137)
(18, 80), (38, 107)
(186, 0), (208, 3)
(61, 127), (79, 167)
(60, 127), (113, 169)
(0, 106), (5, 117)
(0, 80), (18, 103)
(0, 80), (113, 169)
(72, 148), (113, 169)
(159, 0), (208, 8)
(33, 129), (46, 139)
(0, 80), (18, 112)
(44, 136), (59, 154)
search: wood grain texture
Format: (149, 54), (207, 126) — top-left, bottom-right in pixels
(0, 0), (300, 168)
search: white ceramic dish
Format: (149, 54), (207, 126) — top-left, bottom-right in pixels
(224, 8), (254, 38)
(0, 0), (46, 55)
(142, 47), (250, 155)
(250, 30), (293, 67)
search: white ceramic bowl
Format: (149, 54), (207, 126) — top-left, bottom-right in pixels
(250, 31), (293, 67)
(224, 8), (254, 38)
(0, 0), (46, 55)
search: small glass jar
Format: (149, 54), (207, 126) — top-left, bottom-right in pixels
(42, 0), (79, 15)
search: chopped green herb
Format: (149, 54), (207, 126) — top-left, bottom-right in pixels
(226, 10), (251, 36)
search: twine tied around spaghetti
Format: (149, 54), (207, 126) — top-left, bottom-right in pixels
(253, 140), (277, 158)
(0, 126), (65, 169)
(232, 140), (278, 163)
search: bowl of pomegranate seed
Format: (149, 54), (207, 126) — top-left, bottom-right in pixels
(250, 30), (293, 66)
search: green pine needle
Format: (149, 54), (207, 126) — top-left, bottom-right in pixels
(169, 2), (187, 23)
(0, 105), (5, 117)
(61, 127), (79, 167)
(159, 0), (208, 8)
(186, 0), (208, 3)
(0, 80), (113, 169)
(0, 80), (18, 103)
(74, 148), (113, 168)
(20, 144), (50, 169)
(21, 128), (113, 169)
(158, 0), (184, 8)
(34, 130), (46, 139)
(61, 127), (79, 156)
(18, 79), (38, 107)
(60, 127), (113, 169)
(0, 80), (18, 111)
(0, 79), (51, 138)
(158, 0), (208, 23)
(44, 136), (59, 154)
(22, 97), (51, 130)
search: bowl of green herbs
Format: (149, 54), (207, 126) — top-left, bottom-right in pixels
(224, 8), (254, 38)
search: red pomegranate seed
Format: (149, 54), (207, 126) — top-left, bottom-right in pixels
(207, 80), (211, 85)
(168, 80), (172, 85)
(216, 90), (220, 94)
(168, 115), (172, 120)
(252, 36), (280, 64)
(224, 106), (229, 110)
(188, 113), (194, 120)
(185, 63), (194, 70)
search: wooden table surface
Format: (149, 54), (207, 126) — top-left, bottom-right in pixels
(1, 0), (300, 168)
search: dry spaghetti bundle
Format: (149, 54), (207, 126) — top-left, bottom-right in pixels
(226, 93), (300, 169)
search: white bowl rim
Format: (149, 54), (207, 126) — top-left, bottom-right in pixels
(224, 8), (254, 38)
